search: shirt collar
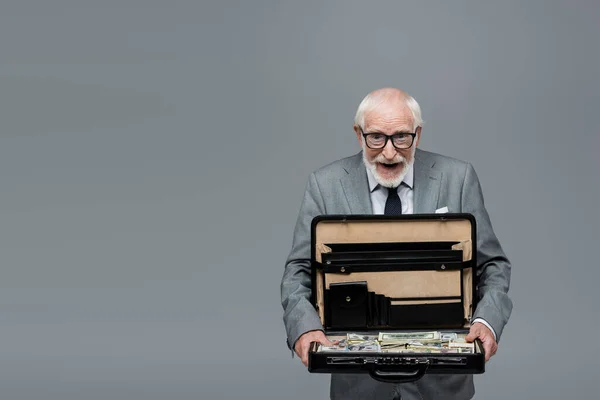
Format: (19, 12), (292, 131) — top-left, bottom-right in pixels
(365, 163), (414, 192)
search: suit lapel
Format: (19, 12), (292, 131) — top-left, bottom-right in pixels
(339, 151), (442, 214)
(413, 150), (442, 214)
(340, 153), (372, 214)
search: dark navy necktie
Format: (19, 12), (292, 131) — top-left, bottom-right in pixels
(384, 186), (403, 215)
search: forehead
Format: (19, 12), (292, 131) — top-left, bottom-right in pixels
(364, 103), (414, 132)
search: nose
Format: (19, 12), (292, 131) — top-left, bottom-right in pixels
(382, 139), (397, 160)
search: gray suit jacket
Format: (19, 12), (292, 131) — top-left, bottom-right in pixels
(280, 149), (512, 399)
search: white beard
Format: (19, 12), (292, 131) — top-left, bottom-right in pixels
(362, 148), (414, 188)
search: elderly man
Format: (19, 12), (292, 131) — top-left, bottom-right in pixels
(280, 88), (512, 400)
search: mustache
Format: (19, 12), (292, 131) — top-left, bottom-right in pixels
(373, 154), (406, 164)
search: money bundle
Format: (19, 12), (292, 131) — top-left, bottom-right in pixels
(378, 331), (475, 353)
(318, 331), (475, 353)
(346, 333), (380, 352)
(318, 335), (348, 352)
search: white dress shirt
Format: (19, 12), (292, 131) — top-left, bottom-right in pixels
(364, 165), (497, 340)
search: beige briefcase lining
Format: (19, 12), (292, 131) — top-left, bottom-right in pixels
(314, 219), (473, 329)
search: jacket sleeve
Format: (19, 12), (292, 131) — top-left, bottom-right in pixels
(280, 172), (327, 352)
(461, 163), (513, 341)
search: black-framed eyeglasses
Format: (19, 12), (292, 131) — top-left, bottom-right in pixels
(360, 127), (417, 149)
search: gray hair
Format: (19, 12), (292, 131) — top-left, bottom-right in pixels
(354, 91), (424, 130)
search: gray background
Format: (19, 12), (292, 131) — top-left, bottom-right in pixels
(0, 1), (598, 399)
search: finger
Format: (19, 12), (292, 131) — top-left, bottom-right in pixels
(490, 342), (498, 357)
(483, 341), (494, 362)
(301, 344), (309, 367)
(294, 343), (302, 359)
(329, 336), (340, 344)
(479, 332), (495, 347)
(321, 336), (338, 346)
(465, 329), (479, 342)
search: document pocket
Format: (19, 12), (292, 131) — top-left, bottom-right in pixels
(327, 281), (369, 329)
(388, 300), (465, 328)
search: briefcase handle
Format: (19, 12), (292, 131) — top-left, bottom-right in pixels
(368, 362), (429, 383)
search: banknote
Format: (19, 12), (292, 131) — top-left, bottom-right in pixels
(440, 332), (458, 340)
(382, 346), (474, 354)
(404, 341), (446, 348)
(386, 338), (450, 346)
(347, 341), (380, 352)
(448, 341), (475, 350)
(378, 331), (440, 341)
(319, 344), (348, 352)
(406, 344), (451, 351)
(347, 333), (378, 342)
(455, 347), (474, 353)
(450, 336), (468, 343)
(318, 339), (347, 352)
(380, 342), (407, 350)
(380, 340), (444, 349)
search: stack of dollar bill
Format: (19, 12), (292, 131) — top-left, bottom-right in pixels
(346, 333), (380, 352)
(378, 331), (474, 353)
(319, 331), (475, 353)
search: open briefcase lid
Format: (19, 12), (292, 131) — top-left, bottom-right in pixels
(310, 213), (478, 332)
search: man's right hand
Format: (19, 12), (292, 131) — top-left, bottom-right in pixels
(294, 330), (338, 367)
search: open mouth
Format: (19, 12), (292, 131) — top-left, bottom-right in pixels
(380, 163), (400, 169)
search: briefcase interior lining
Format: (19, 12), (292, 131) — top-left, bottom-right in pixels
(313, 217), (474, 330)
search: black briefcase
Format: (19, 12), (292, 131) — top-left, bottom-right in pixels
(307, 214), (485, 383)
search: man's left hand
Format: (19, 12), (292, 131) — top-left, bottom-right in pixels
(465, 322), (497, 362)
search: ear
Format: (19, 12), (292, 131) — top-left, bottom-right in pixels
(353, 125), (363, 146)
(414, 126), (422, 147)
